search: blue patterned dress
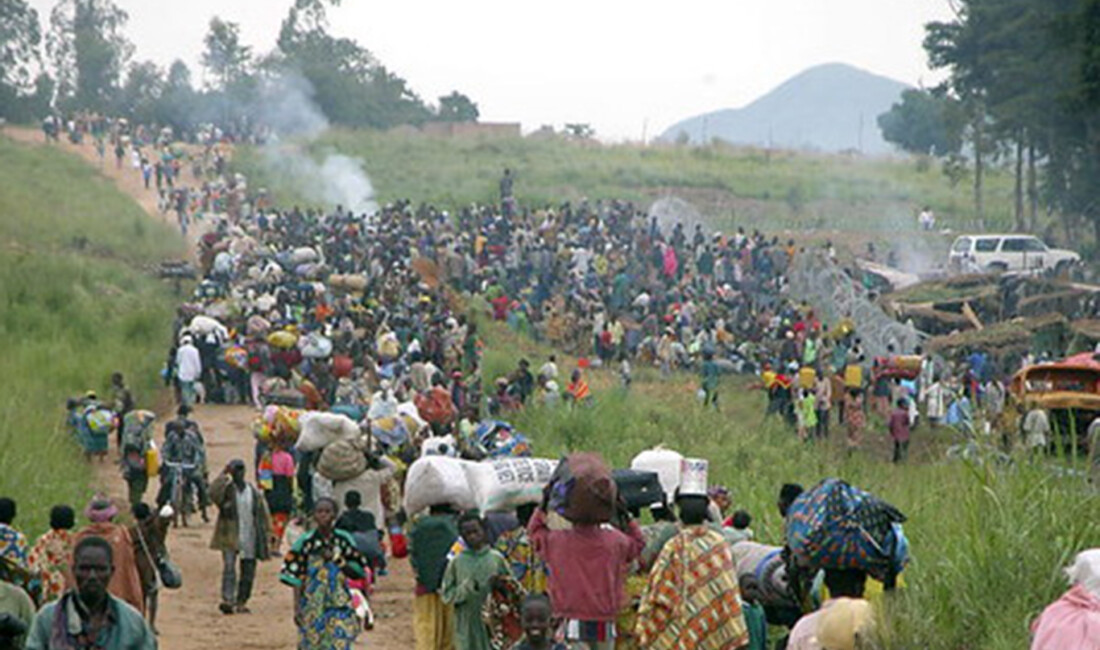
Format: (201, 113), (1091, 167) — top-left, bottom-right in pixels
(279, 528), (366, 649)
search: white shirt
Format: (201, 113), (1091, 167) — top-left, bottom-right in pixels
(235, 485), (256, 559)
(176, 343), (202, 382)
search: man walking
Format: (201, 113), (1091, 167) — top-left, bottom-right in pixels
(175, 335), (202, 406)
(210, 459), (272, 615)
(25, 536), (156, 649)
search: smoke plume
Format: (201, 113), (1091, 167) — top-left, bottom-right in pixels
(254, 74), (378, 216)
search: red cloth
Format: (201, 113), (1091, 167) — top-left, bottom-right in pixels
(415, 386), (457, 425)
(527, 509), (644, 622)
(1030, 585), (1100, 650)
(888, 409), (911, 442)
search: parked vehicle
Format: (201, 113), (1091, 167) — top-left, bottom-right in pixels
(948, 234), (1079, 273)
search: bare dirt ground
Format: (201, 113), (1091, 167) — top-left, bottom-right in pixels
(3, 126), (416, 649)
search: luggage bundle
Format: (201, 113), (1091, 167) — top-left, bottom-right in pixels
(317, 438), (370, 482)
(472, 421), (532, 459)
(296, 411), (360, 452)
(784, 478), (908, 582)
(253, 406), (303, 447)
(403, 456), (477, 514)
(611, 469), (665, 512)
(547, 453), (617, 525)
(466, 457), (558, 513)
(630, 446), (683, 499)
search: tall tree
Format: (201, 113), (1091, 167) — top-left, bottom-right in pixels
(0, 0), (45, 121)
(47, 0), (132, 112)
(878, 88), (962, 157)
(437, 91), (479, 122)
(201, 17), (251, 90)
(118, 59), (162, 124)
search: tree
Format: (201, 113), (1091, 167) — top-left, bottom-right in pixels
(437, 91), (478, 122)
(47, 0), (132, 112)
(878, 89), (963, 157)
(564, 123), (595, 139)
(117, 59), (162, 124)
(154, 59), (197, 134)
(0, 0), (45, 121)
(201, 17), (251, 90)
(269, 0), (433, 129)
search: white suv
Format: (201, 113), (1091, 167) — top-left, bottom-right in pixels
(948, 234), (1080, 273)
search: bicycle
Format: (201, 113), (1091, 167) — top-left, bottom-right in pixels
(162, 460), (197, 528)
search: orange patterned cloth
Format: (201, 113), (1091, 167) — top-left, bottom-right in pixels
(635, 526), (748, 650)
(27, 529), (74, 603)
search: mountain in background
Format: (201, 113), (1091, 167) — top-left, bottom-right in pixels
(659, 63), (911, 155)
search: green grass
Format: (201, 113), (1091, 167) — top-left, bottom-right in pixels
(475, 315), (1100, 650)
(0, 136), (184, 537)
(234, 129), (1019, 235)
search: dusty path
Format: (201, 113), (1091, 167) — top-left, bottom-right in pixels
(3, 126), (416, 649)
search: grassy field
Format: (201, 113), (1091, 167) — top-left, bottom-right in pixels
(474, 313), (1100, 650)
(0, 135), (184, 537)
(235, 129), (1020, 237)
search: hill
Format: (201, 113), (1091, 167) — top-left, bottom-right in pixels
(660, 63), (911, 155)
(235, 126), (1017, 236)
(0, 133), (183, 534)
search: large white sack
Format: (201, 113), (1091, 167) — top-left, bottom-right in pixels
(630, 447), (683, 499)
(333, 465), (394, 522)
(296, 411), (360, 452)
(289, 246), (319, 265)
(396, 401), (427, 433)
(464, 457), (558, 513)
(300, 332), (334, 359)
(403, 456), (476, 515)
(189, 315), (227, 338)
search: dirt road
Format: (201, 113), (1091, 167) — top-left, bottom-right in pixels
(3, 126), (415, 649)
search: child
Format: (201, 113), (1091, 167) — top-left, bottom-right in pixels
(845, 389), (865, 452)
(511, 593), (568, 650)
(726, 510), (754, 543)
(796, 388), (817, 442)
(441, 511), (510, 650)
(889, 398), (911, 463)
(700, 350), (720, 410)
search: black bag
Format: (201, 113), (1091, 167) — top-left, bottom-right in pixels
(612, 469), (666, 512)
(157, 558), (182, 590)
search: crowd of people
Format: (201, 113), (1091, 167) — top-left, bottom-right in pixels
(1, 115), (1097, 650)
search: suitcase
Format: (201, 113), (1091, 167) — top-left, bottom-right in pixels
(612, 469), (666, 511)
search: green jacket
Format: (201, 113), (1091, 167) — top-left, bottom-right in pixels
(409, 514), (458, 592)
(25, 592), (155, 650)
(208, 473), (272, 559)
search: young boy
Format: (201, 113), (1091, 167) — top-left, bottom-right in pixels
(726, 510), (754, 543)
(511, 593), (568, 650)
(889, 398), (911, 463)
(441, 512), (510, 650)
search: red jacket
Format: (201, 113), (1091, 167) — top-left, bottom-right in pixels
(527, 509), (645, 621)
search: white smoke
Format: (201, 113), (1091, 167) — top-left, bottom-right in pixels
(254, 74), (378, 216)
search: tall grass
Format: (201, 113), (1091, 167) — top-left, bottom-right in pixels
(0, 137), (184, 537)
(478, 318), (1100, 650)
(234, 129), (1018, 233)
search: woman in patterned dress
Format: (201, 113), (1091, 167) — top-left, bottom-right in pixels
(26, 505), (76, 604)
(280, 497), (367, 650)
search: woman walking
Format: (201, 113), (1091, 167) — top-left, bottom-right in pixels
(26, 505), (76, 603)
(280, 497), (367, 650)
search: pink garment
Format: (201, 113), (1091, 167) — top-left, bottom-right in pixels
(527, 509), (645, 622)
(662, 245), (678, 278)
(270, 449), (295, 476)
(1030, 585), (1100, 650)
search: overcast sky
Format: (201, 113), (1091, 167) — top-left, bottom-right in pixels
(29, 0), (956, 141)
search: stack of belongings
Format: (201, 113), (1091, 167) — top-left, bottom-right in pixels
(253, 405), (304, 449)
(731, 542), (801, 626)
(629, 446), (683, 502)
(784, 478), (909, 600)
(471, 420), (532, 459)
(402, 454), (557, 515)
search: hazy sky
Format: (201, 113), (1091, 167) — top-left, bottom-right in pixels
(29, 0), (956, 141)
